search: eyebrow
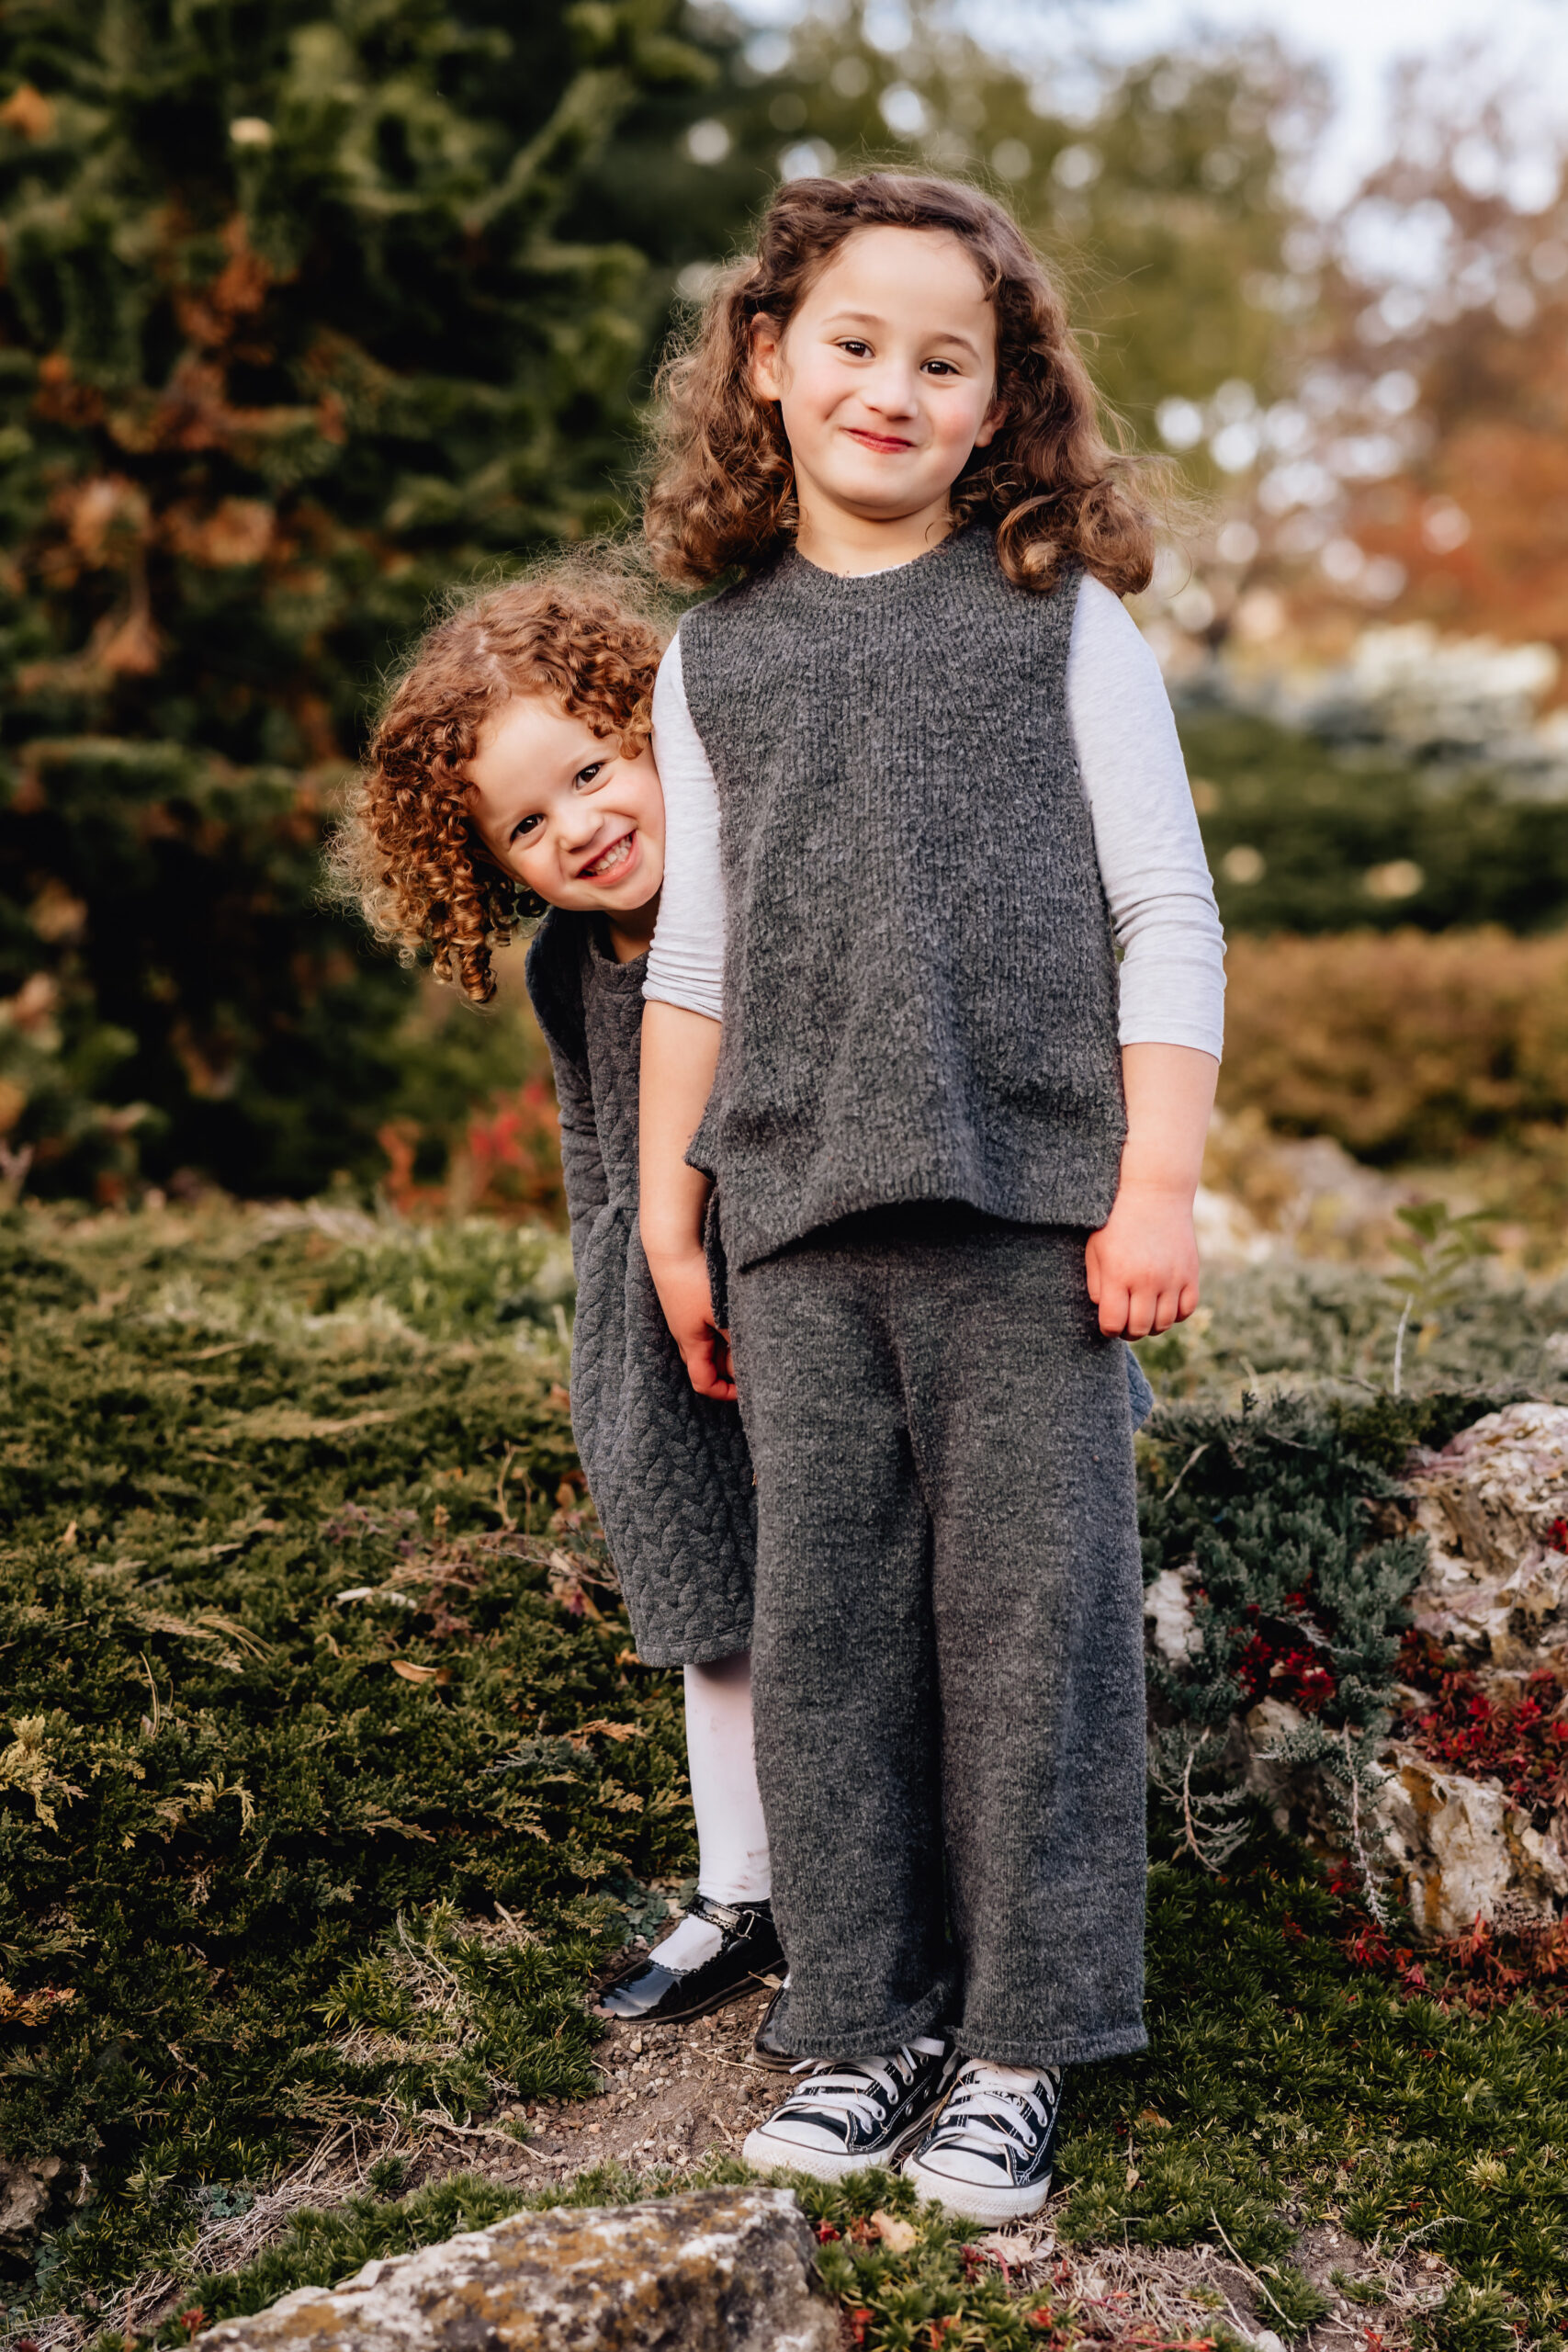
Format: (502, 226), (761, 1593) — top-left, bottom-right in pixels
(819, 309), (985, 360)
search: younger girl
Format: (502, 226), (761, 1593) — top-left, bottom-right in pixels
(638, 175), (1224, 2221)
(333, 572), (783, 2027)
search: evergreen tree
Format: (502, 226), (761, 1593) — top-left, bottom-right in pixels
(0, 0), (707, 1196)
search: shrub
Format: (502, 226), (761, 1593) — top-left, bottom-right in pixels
(1182, 706), (1568, 937)
(1219, 927), (1568, 1164)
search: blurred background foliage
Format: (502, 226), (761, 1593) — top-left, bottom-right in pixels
(0, 0), (715, 1200)
(0, 0), (1564, 1221)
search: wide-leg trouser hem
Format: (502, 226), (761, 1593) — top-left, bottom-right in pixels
(950, 2019), (1149, 2069)
(767, 1973), (956, 2062)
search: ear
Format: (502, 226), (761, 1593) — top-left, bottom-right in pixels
(749, 313), (786, 402)
(972, 397), (1007, 452)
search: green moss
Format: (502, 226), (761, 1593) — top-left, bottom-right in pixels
(0, 1203), (691, 2325)
(5, 1205), (1568, 2347)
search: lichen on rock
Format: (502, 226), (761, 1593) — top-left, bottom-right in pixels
(191, 2184), (840, 2351)
(1406, 1402), (1568, 1668)
(1151, 1400), (1568, 1939)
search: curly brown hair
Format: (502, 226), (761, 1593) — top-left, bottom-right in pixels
(645, 170), (1156, 598)
(331, 566), (666, 1004)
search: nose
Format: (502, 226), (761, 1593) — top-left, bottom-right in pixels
(862, 357), (919, 418)
(558, 801), (604, 853)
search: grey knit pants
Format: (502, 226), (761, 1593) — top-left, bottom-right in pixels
(728, 1206), (1148, 2070)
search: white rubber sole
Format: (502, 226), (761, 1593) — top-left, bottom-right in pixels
(740, 2109), (937, 2187)
(739, 2126), (875, 2185)
(902, 2153), (1054, 2223)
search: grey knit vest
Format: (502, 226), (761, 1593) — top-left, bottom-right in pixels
(681, 526), (1127, 1271)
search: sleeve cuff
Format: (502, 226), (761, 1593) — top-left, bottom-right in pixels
(1116, 1018), (1224, 1061)
(642, 975), (724, 1024)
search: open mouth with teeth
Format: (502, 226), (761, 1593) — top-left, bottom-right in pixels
(581, 831), (636, 882)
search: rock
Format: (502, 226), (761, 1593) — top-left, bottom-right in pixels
(1376, 1747), (1568, 1939)
(1145, 1566), (1201, 1664)
(1235, 1696), (1318, 1817)
(1154, 1407), (1568, 1939)
(0, 2153), (61, 2243)
(1375, 1403), (1568, 1931)
(1407, 1403), (1568, 1671)
(193, 2184), (840, 2351)
(1191, 1182), (1274, 1270)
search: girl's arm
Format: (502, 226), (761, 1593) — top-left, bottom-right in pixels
(1086, 1042), (1216, 1338)
(1067, 578), (1224, 1337)
(639, 1001), (735, 1398)
(644, 634), (726, 1018)
(1068, 576), (1225, 1061)
(640, 637), (735, 1397)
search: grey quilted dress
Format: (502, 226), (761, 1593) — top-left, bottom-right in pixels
(525, 910), (756, 1667)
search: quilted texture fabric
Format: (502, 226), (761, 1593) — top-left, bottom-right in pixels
(526, 910), (756, 1667)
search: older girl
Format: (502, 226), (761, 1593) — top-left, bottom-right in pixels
(637, 174), (1223, 2221)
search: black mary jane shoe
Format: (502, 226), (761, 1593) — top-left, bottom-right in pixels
(751, 1980), (799, 2070)
(593, 1894), (784, 2026)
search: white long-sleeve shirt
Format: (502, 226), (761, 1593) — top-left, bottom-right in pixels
(644, 571), (1225, 1059)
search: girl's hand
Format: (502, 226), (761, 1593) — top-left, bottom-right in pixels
(647, 1244), (738, 1400)
(1085, 1181), (1201, 1340)
(1087, 1041), (1217, 1340)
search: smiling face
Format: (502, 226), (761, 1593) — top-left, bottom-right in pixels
(750, 222), (1004, 570)
(463, 694), (665, 959)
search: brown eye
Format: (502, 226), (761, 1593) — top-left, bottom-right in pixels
(573, 762), (605, 790)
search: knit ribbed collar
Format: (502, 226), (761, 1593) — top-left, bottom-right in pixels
(769, 518), (986, 608)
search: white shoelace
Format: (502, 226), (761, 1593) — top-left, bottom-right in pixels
(927, 2061), (1060, 2165)
(779, 2035), (949, 2135)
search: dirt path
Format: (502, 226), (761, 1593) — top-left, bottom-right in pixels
(513, 1979), (784, 2176)
(70, 1982), (1452, 2352)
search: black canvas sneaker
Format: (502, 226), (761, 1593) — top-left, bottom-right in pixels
(902, 2058), (1063, 2222)
(592, 1894), (783, 2025)
(741, 2035), (956, 2185)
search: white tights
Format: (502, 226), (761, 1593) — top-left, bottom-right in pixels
(645, 1650), (772, 1973)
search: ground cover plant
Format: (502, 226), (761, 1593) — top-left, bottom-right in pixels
(3, 1201), (1568, 2348)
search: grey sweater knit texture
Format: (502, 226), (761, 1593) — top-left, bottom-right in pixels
(680, 527), (1127, 1271)
(525, 911), (755, 1667)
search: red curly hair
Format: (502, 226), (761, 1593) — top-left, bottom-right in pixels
(645, 170), (1155, 597)
(333, 569), (665, 1004)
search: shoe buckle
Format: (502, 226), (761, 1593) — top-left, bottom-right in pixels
(694, 1895), (743, 1933)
